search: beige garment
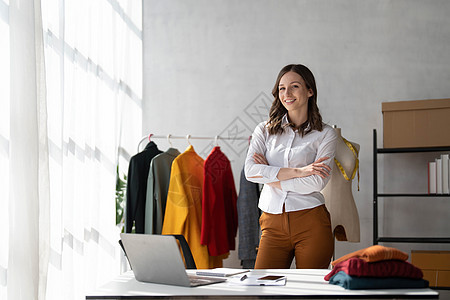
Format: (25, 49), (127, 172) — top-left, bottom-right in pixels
(322, 127), (360, 242)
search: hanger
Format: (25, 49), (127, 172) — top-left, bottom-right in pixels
(214, 135), (219, 146)
(186, 134), (191, 146)
(167, 134), (173, 147)
(148, 133), (154, 142)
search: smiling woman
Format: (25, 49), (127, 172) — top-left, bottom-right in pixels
(244, 64), (338, 270)
(277, 71), (312, 126)
(266, 64), (323, 137)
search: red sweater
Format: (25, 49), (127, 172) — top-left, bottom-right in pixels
(325, 257), (423, 281)
(201, 147), (238, 256)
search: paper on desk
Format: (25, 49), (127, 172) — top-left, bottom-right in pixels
(227, 274), (287, 286)
(195, 268), (250, 277)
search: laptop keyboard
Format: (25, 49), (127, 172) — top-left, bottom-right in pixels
(190, 276), (209, 285)
(188, 275), (226, 286)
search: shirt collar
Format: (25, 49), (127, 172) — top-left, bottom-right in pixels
(185, 145), (195, 152)
(281, 114), (289, 126)
(282, 114), (312, 133)
(281, 114), (295, 131)
(165, 147), (181, 157)
(144, 141), (158, 151)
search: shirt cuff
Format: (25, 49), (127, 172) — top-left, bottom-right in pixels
(280, 179), (293, 192)
(262, 166), (281, 182)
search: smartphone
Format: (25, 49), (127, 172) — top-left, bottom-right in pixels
(257, 275), (286, 282)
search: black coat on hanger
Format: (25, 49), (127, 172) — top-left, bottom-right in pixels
(125, 141), (162, 233)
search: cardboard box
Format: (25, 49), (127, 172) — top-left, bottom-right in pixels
(418, 270), (450, 288)
(411, 250), (450, 270)
(382, 99), (450, 148)
(420, 270), (437, 287)
(411, 250), (450, 287)
(437, 270), (450, 287)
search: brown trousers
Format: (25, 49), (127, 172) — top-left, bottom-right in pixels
(255, 204), (334, 269)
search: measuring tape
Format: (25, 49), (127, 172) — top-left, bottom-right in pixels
(334, 137), (360, 191)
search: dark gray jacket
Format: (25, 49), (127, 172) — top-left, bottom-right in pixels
(237, 168), (261, 268)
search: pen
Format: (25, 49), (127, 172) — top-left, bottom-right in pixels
(240, 274), (247, 281)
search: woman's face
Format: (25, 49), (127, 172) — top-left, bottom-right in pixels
(278, 71), (313, 115)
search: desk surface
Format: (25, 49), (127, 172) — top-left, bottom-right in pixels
(86, 269), (439, 299)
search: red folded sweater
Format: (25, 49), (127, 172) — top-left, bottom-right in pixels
(325, 257), (423, 281)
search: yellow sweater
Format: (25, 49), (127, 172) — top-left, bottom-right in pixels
(162, 145), (222, 268)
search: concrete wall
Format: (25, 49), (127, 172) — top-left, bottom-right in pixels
(142, 0), (450, 267)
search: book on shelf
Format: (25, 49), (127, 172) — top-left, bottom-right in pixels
(436, 158), (442, 194)
(442, 154), (449, 194)
(428, 161), (437, 194)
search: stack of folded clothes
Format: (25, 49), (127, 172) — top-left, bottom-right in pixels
(325, 245), (429, 290)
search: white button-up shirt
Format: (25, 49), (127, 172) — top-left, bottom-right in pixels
(245, 115), (338, 214)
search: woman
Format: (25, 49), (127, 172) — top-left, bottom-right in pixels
(244, 64), (337, 269)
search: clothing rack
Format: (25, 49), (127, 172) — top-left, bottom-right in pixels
(138, 134), (251, 152)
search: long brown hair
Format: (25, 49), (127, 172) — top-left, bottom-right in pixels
(266, 64), (323, 136)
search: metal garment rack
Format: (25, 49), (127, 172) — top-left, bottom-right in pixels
(372, 129), (450, 245)
(137, 134), (251, 152)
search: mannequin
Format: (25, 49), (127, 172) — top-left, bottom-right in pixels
(322, 126), (360, 242)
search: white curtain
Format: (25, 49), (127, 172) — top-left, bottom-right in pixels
(1, 0), (142, 299)
(6, 0), (49, 299)
(0, 0), (11, 298)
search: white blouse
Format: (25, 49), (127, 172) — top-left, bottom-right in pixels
(244, 115), (338, 214)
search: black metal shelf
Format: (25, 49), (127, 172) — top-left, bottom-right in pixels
(377, 146), (450, 153)
(377, 193), (450, 197)
(373, 129), (450, 245)
(377, 237), (450, 244)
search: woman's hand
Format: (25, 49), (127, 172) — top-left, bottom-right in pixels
(298, 157), (331, 179)
(253, 153), (268, 165)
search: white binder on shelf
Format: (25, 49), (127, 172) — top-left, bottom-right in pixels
(442, 154), (449, 194)
(436, 158), (442, 194)
(428, 161), (437, 194)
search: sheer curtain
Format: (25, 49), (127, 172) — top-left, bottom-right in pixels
(1, 0), (142, 299)
(5, 1), (49, 299)
(0, 0), (10, 296)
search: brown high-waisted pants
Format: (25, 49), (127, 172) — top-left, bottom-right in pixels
(255, 204), (333, 269)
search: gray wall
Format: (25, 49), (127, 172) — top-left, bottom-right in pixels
(142, 0), (450, 267)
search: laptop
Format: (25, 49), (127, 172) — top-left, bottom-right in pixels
(120, 233), (226, 287)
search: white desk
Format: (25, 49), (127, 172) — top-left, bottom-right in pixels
(86, 269), (439, 299)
